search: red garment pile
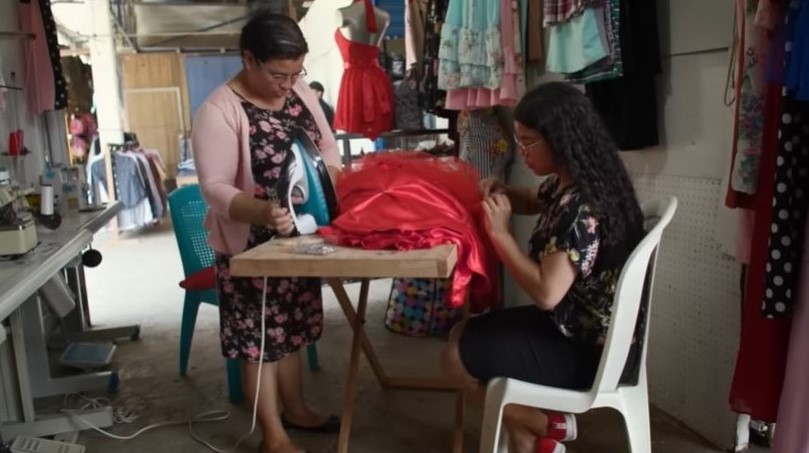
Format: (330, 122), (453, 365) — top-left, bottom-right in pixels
(318, 152), (500, 312)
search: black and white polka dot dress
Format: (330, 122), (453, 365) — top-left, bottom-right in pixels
(37, 0), (67, 110)
(762, 96), (809, 317)
(761, 0), (809, 317)
(763, 95), (809, 317)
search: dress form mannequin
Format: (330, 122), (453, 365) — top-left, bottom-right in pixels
(333, 0), (395, 139)
(336, 0), (390, 47)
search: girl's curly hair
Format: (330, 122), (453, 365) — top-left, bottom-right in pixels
(514, 81), (644, 247)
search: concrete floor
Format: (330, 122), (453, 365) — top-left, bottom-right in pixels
(58, 222), (751, 452)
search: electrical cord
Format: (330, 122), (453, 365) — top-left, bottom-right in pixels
(62, 276), (271, 453)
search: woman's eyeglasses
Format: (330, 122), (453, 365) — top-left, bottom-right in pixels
(262, 63), (307, 83)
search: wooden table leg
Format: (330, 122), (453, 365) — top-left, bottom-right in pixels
(326, 277), (465, 453)
(327, 278), (390, 387)
(335, 278), (371, 453)
(453, 391), (464, 453)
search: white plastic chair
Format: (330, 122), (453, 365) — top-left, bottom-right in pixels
(478, 196), (678, 453)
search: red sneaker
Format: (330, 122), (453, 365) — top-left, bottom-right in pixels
(547, 413), (577, 442)
(536, 438), (566, 453)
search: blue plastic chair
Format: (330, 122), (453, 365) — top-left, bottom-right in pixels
(167, 184), (320, 404)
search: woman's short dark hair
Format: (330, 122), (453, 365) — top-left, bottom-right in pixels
(240, 12), (308, 62)
(309, 81), (325, 92)
(514, 82), (643, 248)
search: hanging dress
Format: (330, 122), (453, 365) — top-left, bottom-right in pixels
(333, 0), (394, 140)
(772, 220), (809, 453)
(437, 0), (503, 91)
(444, 0), (524, 110)
(418, 0), (452, 117)
(728, 1), (798, 423)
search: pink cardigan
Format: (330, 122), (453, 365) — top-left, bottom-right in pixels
(191, 79), (341, 255)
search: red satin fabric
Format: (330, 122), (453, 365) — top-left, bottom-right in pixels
(333, 30), (394, 140)
(318, 153), (500, 312)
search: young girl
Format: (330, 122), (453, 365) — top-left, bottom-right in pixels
(441, 82), (645, 453)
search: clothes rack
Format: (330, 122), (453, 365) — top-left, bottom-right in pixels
(335, 128), (453, 166)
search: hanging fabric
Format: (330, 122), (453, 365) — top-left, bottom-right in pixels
(18, 0), (67, 114)
(38, 0), (67, 110)
(526, 0), (545, 62)
(563, 0), (623, 84)
(417, 0), (451, 116)
(18, 0), (55, 115)
(0, 56), (7, 111)
(437, 0), (503, 91)
(726, 0), (777, 201)
(783, 0), (809, 101)
(443, 0), (524, 110)
(583, 0), (661, 150)
(543, 0), (596, 26)
(457, 108), (513, 180)
(728, 0), (796, 423)
(404, 0), (427, 69)
(772, 220), (809, 453)
(727, 84), (791, 424)
(761, 0), (809, 317)
(393, 68), (423, 130)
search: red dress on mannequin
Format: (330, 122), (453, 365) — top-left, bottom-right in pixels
(333, 0), (394, 140)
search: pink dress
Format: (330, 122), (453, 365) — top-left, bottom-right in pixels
(444, 0), (522, 110)
(18, 0), (55, 115)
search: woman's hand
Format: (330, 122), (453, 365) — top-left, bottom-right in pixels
(265, 203), (295, 236)
(482, 193), (512, 241)
(479, 177), (507, 197)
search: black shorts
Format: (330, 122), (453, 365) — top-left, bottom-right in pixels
(458, 305), (639, 390)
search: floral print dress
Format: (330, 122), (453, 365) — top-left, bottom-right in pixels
(437, 0), (504, 91)
(214, 91), (324, 363)
(528, 177), (635, 344)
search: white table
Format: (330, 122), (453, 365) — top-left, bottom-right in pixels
(0, 203), (126, 439)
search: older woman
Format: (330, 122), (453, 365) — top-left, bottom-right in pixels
(192, 12), (341, 453)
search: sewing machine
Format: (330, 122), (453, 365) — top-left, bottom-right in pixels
(0, 186), (37, 256)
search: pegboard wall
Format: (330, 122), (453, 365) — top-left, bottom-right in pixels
(632, 173), (742, 448)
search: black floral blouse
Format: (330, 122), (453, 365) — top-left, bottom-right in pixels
(528, 176), (634, 344)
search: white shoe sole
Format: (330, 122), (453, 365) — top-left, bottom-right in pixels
(563, 413), (577, 442)
(549, 413), (578, 442)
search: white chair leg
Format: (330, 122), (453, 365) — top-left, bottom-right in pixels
(621, 386), (652, 453)
(480, 378), (509, 453)
(497, 429), (509, 453)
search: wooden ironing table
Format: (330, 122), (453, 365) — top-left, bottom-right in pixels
(230, 236), (464, 453)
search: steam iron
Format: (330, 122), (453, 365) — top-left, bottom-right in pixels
(287, 129), (338, 235)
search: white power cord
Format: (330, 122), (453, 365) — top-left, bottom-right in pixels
(65, 276), (271, 453)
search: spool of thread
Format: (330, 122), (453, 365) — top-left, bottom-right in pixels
(40, 185), (54, 216)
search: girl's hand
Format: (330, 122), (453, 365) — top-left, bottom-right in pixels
(482, 193), (512, 240)
(479, 177), (506, 197)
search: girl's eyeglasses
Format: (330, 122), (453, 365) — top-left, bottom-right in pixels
(513, 135), (543, 151)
